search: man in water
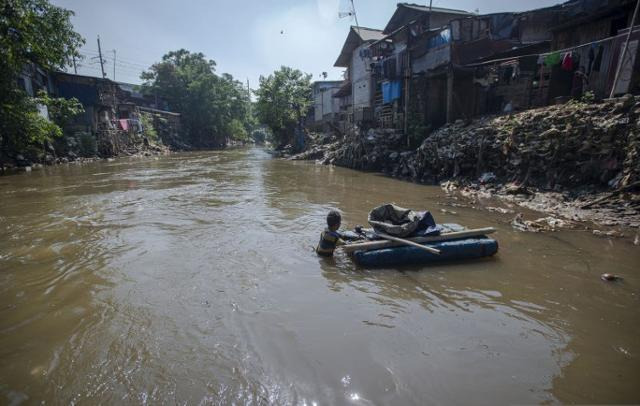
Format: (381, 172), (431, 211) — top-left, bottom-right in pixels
(316, 210), (345, 257)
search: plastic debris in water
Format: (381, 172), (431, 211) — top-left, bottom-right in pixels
(601, 273), (622, 282)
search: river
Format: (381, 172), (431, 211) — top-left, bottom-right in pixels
(1, 148), (638, 405)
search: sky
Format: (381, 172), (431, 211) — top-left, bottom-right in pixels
(51, 0), (563, 88)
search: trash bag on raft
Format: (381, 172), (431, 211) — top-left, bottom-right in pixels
(367, 203), (440, 238)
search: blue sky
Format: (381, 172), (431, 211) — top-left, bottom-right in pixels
(51, 0), (562, 87)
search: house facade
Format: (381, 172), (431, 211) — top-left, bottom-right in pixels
(333, 26), (385, 128)
(50, 72), (181, 154)
(311, 80), (343, 129)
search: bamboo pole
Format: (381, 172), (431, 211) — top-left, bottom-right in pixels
(375, 232), (441, 255)
(340, 227), (496, 253)
(609, 0), (640, 98)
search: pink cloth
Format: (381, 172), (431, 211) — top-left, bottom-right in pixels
(119, 119), (129, 131)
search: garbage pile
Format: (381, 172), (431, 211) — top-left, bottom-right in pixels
(395, 94), (639, 189)
(306, 95), (638, 193)
(289, 131), (341, 161)
(322, 127), (408, 171)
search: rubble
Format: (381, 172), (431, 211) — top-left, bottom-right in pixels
(592, 229), (625, 238)
(295, 96), (640, 232)
(511, 213), (576, 232)
(486, 206), (515, 214)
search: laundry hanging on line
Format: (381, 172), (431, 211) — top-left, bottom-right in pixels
(543, 52), (561, 67)
(119, 119), (129, 131)
(382, 80), (402, 104)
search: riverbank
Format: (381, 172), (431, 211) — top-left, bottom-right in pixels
(0, 139), (171, 174)
(292, 95), (640, 238)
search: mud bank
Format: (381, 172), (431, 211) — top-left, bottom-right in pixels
(293, 96), (640, 236)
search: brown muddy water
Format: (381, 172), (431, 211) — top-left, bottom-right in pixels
(0, 148), (639, 405)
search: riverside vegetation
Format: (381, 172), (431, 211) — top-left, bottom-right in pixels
(0, 0), (255, 171)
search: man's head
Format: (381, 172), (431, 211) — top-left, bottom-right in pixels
(327, 210), (341, 231)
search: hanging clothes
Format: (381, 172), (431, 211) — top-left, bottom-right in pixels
(381, 80), (402, 104)
(382, 81), (392, 104)
(119, 119), (129, 131)
(592, 45), (604, 72)
(390, 80), (402, 101)
(543, 52), (561, 67)
(588, 44), (595, 75)
(561, 52), (574, 71)
(503, 66), (513, 84)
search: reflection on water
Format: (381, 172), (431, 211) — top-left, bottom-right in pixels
(1, 148), (639, 404)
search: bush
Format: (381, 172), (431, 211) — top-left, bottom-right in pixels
(140, 113), (158, 141)
(228, 118), (249, 142)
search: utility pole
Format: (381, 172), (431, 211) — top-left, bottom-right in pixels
(72, 56), (77, 74)
(97, 36), (106, 79)
(112, 49), (116, 81)
(609, 0), (639, 98)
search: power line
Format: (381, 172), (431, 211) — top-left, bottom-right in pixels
(78, 48), (155, 66)
(78, 52), (151, 69)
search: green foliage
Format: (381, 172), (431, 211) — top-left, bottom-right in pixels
(227, 118), (249, 142)
(141, 49), (252, 148)
(23, 109), (61, 144)
(1, 92), (67, 150)
(581, 91), (595, 103)
(140, 112), (158, 140)
(254, 66), (312, 147)
(36, 90), (84, 128)
(0, 0), (84, 154)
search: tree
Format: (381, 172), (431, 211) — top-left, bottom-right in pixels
(141, 49), (252, 148)
(0, 0), (85, 155)
(254, 66), (312, 148)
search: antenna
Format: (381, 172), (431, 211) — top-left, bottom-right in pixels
(350, 0), (360, 33)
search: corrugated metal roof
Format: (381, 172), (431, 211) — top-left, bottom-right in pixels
(355, 26), (386, 41)
(384, 3), (472, 34)
(334, 26), (384, 67)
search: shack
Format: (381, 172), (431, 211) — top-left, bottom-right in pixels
(367, 4), (473, 129)
(310, 80), (343, 130)
(50, 72), (181, 154)
(334, 26), (385, 127)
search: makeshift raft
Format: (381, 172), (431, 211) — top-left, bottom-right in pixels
(341, 204), (498, 267)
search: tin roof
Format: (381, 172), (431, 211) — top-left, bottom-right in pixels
(334, 26), (385, 67)
(384, 3), (472, 34)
